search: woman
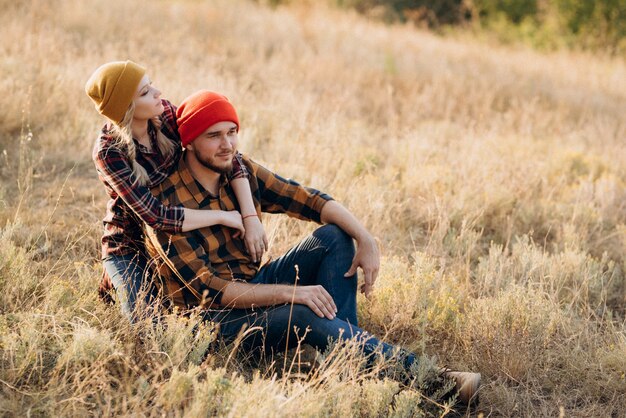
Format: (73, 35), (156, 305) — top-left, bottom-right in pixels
(85, 60), (267, 322)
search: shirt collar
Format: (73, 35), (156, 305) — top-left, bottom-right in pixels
(176, 151), (229, 206)
(134, 122), (158, 155)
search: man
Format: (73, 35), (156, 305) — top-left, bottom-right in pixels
(145, 90), (480, 406)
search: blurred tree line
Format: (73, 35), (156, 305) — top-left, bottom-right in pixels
(266, 0), (626, 54)
(343, 0), (626, 53)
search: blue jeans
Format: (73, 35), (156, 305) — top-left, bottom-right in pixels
(103, 252), (158, 323)
(205, 224), (416, 370)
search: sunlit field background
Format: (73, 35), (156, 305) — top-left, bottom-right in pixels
(1, 0), (626, 416)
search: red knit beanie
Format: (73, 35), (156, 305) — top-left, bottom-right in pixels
(176, 90), (240, 147)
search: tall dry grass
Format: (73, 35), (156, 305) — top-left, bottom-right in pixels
(1, 0), (625, 415)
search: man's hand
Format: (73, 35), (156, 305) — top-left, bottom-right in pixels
(220, 210), (245, 238)
(344, 235), (380, 299)
(319, 200), (381, 298)
(292, 285), (338, 320)
(242, 215), (269, 263)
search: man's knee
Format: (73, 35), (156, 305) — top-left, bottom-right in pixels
(267, 304), (323, 329)
(313, 224), (354, 253)
(292, 304), (323, 323)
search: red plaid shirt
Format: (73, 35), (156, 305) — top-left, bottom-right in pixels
(93, 99), (248, 259)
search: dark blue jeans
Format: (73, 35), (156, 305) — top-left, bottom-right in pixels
(206, 224), (416, 369)
(103, 252), (158, 323)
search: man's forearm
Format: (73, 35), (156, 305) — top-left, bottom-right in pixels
(319, 199), (380, 298)
(320, 200), (373, 242)
(220, 281), (292, 308)
(219, 279), (338, 319)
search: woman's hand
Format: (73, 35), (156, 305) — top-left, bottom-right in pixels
(220, 210), (245, 238)
(242, 215), (268, 263)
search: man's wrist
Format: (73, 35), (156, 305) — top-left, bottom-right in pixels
(354, 230), (376, 245)
(276, 285), (294, 304)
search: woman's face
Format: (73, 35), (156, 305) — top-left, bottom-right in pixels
(132, 74), (164, 120)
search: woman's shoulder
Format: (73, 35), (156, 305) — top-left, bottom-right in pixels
(161, 98), (177, 114)
(159, 99), (178, 126)
(158, 99), (181, 144)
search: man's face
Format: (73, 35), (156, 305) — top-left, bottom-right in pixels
(187, 121), (238, 174)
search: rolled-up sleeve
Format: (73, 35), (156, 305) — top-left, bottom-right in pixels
(94, 146), (184, 232)
(228, 152), (249, 180)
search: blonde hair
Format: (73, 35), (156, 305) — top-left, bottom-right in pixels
(109, 102), (176, 186)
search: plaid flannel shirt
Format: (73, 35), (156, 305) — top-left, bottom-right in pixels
(92, 99), (248, 259)
(145, 153), (333, 311)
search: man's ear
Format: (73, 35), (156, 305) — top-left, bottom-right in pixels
(186, 142), (194, 151)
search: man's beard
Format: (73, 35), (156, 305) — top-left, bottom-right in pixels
(193, 149), (234, 174)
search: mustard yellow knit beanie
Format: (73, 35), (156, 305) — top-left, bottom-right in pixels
(85, 60), (146, 124)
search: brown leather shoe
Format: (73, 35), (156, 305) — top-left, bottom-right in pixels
(440, 369), (481, 406)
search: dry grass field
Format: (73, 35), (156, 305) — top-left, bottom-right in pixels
(1, 0), (626, 416)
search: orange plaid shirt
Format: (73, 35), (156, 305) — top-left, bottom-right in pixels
(146, 153), (333, 311)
